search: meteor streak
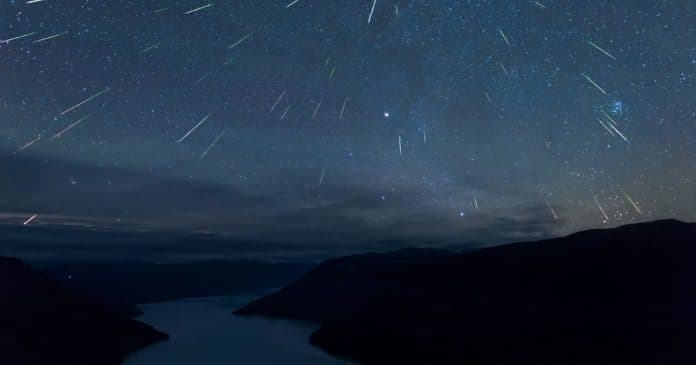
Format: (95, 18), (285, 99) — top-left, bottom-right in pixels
(33, 31), (67, 43)
(339, 98), (348, 119)
(593, 196), (609, 222)
(60, 87), (111, 115)
(602, 111), (618, 126)
(581, 73), (607, 94)
(138, 42), (161, 54)
(368, 0), (377, 24)
(499, 62), (509, 76)
(312, 101), (321, 119)
(585, 38), (616, 60)
(497, 27), (512, 47)
(23, 214), (38, 225)
(608, 122), (629, 143)
(15, 135), (41, 153)
(269, 90), (286, 113)
(545, 199), (558, 220)
(620, 188), (644, 216)
(598, 118), (616, 137)
(280, 105), (290, 120)
(51, 116), (89, 140)
(201, 130), (225, 158)
(185, 3), (213, 15)
(193, 73), (211, 85)
(15, 135), (42, 153)
(178, 112), (213, 143)
(1, 31), (37, 43)
(285, 0), (301, 8)
(228, 33), (251, 49)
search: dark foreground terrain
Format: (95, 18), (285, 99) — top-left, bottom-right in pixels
(39, 260), (311, 305)
(0, 257), (167, 365)
(237, 220), (696, 365)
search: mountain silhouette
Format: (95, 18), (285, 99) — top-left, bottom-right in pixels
(237, 220), (696, 364)
(40, 260), (311, 305)
(0, 257), (167, 365)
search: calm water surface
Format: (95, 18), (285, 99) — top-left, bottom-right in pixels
(123, 295), (353, 365)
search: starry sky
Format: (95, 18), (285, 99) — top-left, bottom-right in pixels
(1, 1), (695, 258)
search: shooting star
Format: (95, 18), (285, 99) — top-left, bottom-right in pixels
(15, 135), (42, 153)
(608, 122), (629, 143)
(138, 41), (161, 55)
(280, 105), (290, 120)
(339, 98), (349, 119)
(581, 72), (607, 94)
(23, 214), (38, 225)
(620, 188), (644, 216)
(497, 27), (512, 47)
(398, 135), (402, 155)
(395, 4), (399, 16)
(474, 196), (479, 209)
(285, 0), (301, 8)
(602, 111), (619, 126)
(185, 3), (213, 15)
(593, 196), (609, 222)
(153, 7), (169, 13)
(545, 198), (558, 220)
(484, 91), (492, 103)
(228, 33), (251, 49)
(585, 38), (616, 60)
(533, 1), (546, 9)
(60, 87), (110, 116)
(200, 130), (225, 158)
(312, 101), (321, 119)
(423, 128), (427, 145)
(193, 72), (211, 85)
(499, 62), (509, 77)
(269, 90), (286, 114)
(598, 118), (616, 137)
(368, 0), (377, 24)
(51, 116), (89, 140)
(178, 112), (213, 143)
(319, 168), (325, 185)
(224, 55), (237, 65)
(1, 31), (37, 44)
(33, 31), (67, 44)
(329, 67), (336, 79)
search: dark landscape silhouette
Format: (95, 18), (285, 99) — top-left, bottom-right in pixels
(0, 257), (167, 365)
(238, 220), (696, 364)
(2, 220), (696, 364)
(40, 260), (311, 305)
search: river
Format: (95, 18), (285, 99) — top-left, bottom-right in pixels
(123, 295), (353, 365)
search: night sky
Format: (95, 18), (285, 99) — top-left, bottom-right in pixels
(1, 1), (695, 256)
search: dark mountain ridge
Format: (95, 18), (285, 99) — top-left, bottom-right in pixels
(39, 260), (312, 305)
(0, 257), (167, 365)
(237, 220), (696, 364)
